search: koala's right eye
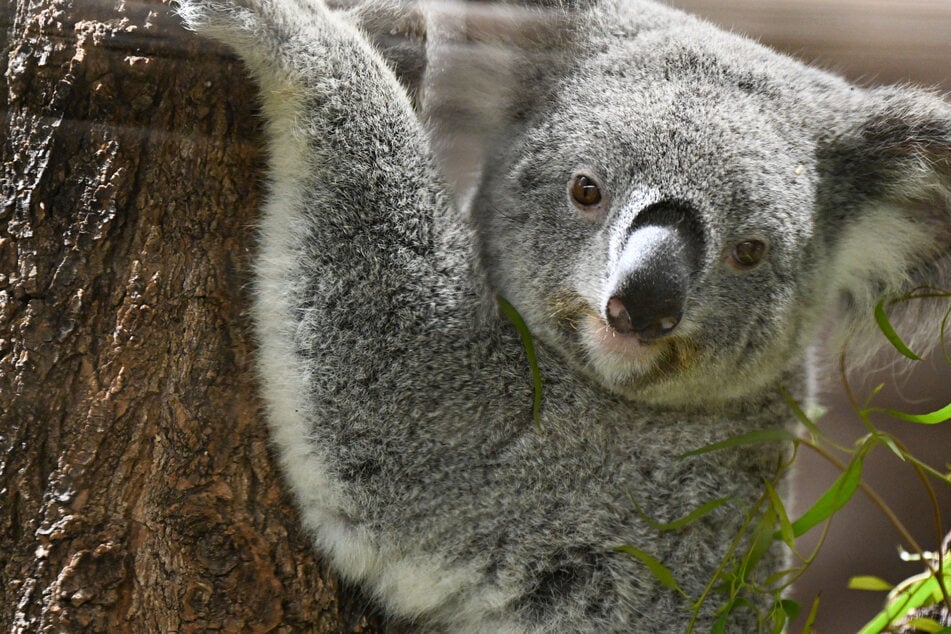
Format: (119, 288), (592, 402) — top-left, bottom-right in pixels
(568, 173), (607, 218)
(729, 239), (768, 269)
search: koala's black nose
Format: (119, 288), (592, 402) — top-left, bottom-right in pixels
(606, 291), (682, 341)
(604, 205), (701, 341)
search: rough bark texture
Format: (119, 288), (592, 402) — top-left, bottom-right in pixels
(0, 1), (384, 631)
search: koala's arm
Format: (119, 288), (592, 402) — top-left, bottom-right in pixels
(173, 2), (507, 625)
(178, 0), (448, 246)
(176, 0), (472, 376)
(333, 0), (429, 105)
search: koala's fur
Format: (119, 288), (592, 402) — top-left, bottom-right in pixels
(177, 0), (951, 630)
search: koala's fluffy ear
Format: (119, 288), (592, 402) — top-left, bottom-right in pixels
(818, 88), (951, 360)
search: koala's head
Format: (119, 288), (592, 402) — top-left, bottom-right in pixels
(463, 1), (951, 406)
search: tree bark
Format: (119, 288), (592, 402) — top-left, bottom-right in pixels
(0, 1), (384, 631)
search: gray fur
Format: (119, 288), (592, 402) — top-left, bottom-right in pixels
(175, 0), (951, 630)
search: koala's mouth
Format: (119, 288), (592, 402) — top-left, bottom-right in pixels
(547, 288), (700, 387)
(583, 315), (704, 391)
(547, 289), (657, 358)
(579, 314), (665, 374)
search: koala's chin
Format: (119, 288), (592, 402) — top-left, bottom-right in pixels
(546, 304), (700, 406)
(570, 310), (792, 408)
(581, 313), (678, 374)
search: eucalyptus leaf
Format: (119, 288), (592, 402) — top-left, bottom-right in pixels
(680, 429), (796, 459)
(630, 494), (733, 532)
(799, 595), (821, 634)
(745, 504), (778, 577)
(781, 598), (800, 621)
(765, 481), (795, 548)
(787, 449), (866, 538)
(858, 572), (947, 634)
(903, 618), (948, 633)
(876, 402), (951, 425)
(782, 390), (825, 441)
(497, 295), (543, 432)
(615, 545), (687, 598)
(848, 576), (894, 592)
(874, 297), (922, 360)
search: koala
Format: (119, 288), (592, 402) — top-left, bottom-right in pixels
(176, 0), (951, 630)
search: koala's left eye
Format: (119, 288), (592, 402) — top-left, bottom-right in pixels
(729, 239), (768, 269)
(569, 174), (603, 208)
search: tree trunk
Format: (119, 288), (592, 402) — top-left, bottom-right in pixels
(0, 1), (384, 631)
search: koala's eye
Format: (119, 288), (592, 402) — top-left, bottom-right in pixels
(569, 174), (603, 208)
(729, 239), (768, 269)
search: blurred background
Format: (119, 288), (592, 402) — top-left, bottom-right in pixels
(662, 1), (951, 630)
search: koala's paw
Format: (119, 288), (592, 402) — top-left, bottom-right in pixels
(176, 0), (338, 76)
(175, 0), (245, 31)
(176, 0), (326, 39)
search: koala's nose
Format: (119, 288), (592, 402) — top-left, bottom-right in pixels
(606, 293), (682, 341)
(604, 223), (695, 341)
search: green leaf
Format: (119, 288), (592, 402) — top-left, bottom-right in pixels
(713, 597), (755, 631)
(848, 576), (894, 592)
(788, 450), (866, 538)
(858, 573), (948, 634)
(904, 618), (948, 633)
(876, 402), (951, 425)
(874, 297), (922, 360)
(782, 390), (826, 441)
(497, 296), (543, 432)
(799, 595), (821, 633)
(745, 503), (778, 577)
(680, 429), (796, 458)
(711, 612), (728, 634)
(770, 601), (792, 634)
(781, 599), (801, 621)
(765, 480), (795, 548)
(630, 494), (733, 532)
(869, 382), (887, 400)
(880, 435), (908, 462)
(766, 566), (803, 588)
(615, 545), (687, 598)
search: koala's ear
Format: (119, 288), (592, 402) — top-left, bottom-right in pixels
(817, 88), (951, 359)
